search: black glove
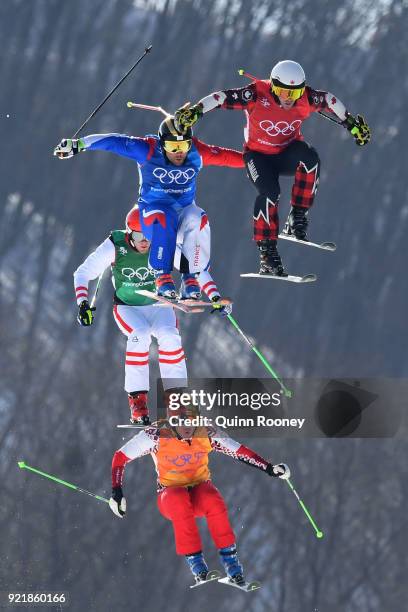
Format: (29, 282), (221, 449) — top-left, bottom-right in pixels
(343, 114), (370, 146)
(174, 103), (203, 133)
(109, 486), (127, 518)
(77, 300), (95, 326)
(266, 462), (291, 480)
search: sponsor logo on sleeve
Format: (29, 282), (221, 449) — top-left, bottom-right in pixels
(242, 88), (253, 101)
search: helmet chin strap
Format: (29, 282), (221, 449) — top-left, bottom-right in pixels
(127, 232), (136, 249)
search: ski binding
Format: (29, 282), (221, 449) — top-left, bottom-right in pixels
(279, 232), (336, 251)
(240, 272), (317, 284)
(190, 570), (221, 588)
(218, 576), (261, 592)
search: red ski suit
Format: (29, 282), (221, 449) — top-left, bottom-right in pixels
(112, 424), (271, 554)
(199, 80), (348, 239)
(214, 80), (338, 154)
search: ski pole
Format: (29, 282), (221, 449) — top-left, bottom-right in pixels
(317, 110), (343, 126)
(226, 314), (292, 398)
(127, 101), (170, 117)
(90, 271), (104, 309)
(18, 461), (109, 504)
(72, 45), (153, 137)
(285, 478), (323, 538)
(238, 68), (259, 81)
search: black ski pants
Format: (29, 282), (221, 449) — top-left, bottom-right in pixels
(244, 139), (320, 241)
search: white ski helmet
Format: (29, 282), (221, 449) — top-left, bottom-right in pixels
(270, 60), (306, 100)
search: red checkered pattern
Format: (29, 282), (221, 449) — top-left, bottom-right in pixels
(253, 198), (279, 241)
(291, 162), (319, 209)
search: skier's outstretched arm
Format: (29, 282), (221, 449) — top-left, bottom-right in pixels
(175, 83), (257, 132)
(208, 427), (290, 479)
(309, 88), (370, 146)
(193, 138), (244, 168)
(109, 428), (159, 518)
(74, 237), (115, 304)
(73, 237), (115, 326)
(54, 134), (152, 162)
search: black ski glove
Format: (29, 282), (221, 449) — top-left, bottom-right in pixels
(109, 486), (127, 518)
(266, 462), (291, 480)
(77, 300), (95, 326)
(174, 103), (203, 133)
(343, 114), (370, 146)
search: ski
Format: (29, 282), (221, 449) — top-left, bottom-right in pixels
(135, 289), (205, 313)
(190, 570), (221, 589)
(218, 577), (261, 592)
(136, 290), (232, 311)
(178, 297), (232, 308)
(279, 233), (336, 251)
(240, 272), (317, 283)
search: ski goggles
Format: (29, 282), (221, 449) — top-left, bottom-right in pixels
(131, 231), (148, 243)
(162, 139), (192, 153)
(271, 84), (305, 101)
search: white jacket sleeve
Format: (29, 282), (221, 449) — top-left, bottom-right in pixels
(73, 237), (115, 305)
(118, 427), (159, 460)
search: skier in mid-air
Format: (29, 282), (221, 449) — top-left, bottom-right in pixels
(108, 401), (290, 587)
(74, 206), (229, 425)
(55, 116), (244, 297)
(174, 60), (371, 276)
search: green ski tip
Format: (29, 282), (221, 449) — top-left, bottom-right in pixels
(316, 531), (324, 539)
(18, 461), (26, 468)
(283, 389), (293, 398)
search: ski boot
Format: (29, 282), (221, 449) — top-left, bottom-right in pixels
(128, 392), (150, 425)
(219, 545), (245, 586)
(179, 273), (201, 300)
(155, 273), (177, 299)
(185, 552), (209, 583)
(284, 205), (309, 241)
(257, 240), (288, 277)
